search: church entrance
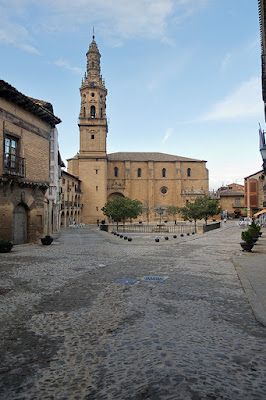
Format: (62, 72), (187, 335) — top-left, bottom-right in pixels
(13, 204), (28, 244)
(107, 192), (124, 201)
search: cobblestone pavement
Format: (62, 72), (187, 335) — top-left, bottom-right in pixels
(0, 224), (266, 400)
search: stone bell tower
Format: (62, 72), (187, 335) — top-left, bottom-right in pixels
(73, 35), (108, 224)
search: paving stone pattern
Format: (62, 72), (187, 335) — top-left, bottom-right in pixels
(0, 224), (266, 399)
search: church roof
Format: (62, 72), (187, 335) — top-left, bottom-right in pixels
(107, 152), (205, 163)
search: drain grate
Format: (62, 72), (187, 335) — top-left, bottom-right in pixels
(115, 278), (137, 284)
(143, 276), (167, 281)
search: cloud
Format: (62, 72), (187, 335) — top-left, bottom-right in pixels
(221, 53), (232, 72)
(0, 5), (40, 54)
(162, 128), (172, 144)
(1, 0), (208, 46)
(199, 77), (264, 121)
(54, 59), (83, 74)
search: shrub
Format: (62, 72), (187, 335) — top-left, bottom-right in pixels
(241, 230), (254, 244)
(0, 241), (13, 253)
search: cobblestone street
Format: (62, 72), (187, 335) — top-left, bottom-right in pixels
(0, 224), (266, 400)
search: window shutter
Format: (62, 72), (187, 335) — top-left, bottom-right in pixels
(249, 179), (258, 208)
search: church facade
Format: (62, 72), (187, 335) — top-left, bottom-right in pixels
(67, 37), (209, 224)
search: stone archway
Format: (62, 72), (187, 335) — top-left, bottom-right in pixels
(13, 203), (28, 244)
(107, 192), (125, 201)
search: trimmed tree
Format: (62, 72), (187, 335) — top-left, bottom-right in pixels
(101, 196), (143, 229)
(179, 196), (221, 231)
(166, 206), (179, 222)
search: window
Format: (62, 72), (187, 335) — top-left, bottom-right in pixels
(91, 92), (95, 97)
(137, 168), (141, 178)
(161, 187), (167, 194)
(5, 137), (18, 170)
(187, 168), (191, 177)
(91, 134), (95, 139)
(235, 198), (240, 206)
(91, 62), (94, 68)
(62, 178), (65, 184)
(83, 107), (86, 117)
(96, 206), (98, 211)
(114, 167), (118, 177)
(100, 108), (103, 118)
(96, 169), (98, 174)
(96, 186), (98, 191)
(162, 168), (166, 178)
(90, 105), (96, 118)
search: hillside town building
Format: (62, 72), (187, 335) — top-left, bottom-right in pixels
(67, 36), (209, 224)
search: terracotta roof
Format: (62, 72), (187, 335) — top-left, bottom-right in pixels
(219, 190), (244, 197)
(107, 152), (205, 162)
(0, 80), (61, 126)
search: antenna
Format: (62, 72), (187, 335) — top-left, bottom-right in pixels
(93, 26), (95, 40)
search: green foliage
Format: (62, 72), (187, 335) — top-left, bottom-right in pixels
(0, 240), (13, 253)
(250, 222), (261, 233)
(241, 230), (254, 244)
(101, 196), (142, 224)
(179, 196), (221, 225)
(166, 206), (179, 217)
(248, 227), (259, 238)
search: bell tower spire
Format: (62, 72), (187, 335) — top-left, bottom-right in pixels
(75, 34), (108, 224)
(79, 34), (108, 156)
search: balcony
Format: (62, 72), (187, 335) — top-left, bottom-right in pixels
(4, 153), (26, 178)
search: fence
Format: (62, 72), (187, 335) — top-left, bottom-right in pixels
(101, 223), (196, 234)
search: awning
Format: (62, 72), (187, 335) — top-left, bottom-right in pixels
(254, 209), (266, 217)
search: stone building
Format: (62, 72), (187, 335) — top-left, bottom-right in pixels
(61, 170), (82, 227)
(244, 170), (266, 217)
(67, 36), (209, 224)
(0, 80), (61, 243)
(217, 183), (245, 218)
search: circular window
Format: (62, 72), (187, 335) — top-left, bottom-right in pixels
(91, 93), (95, 97)
(161, 187), (167, 194)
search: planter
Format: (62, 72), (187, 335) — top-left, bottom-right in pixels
(0, 241), (13, 253)
(41, 236), (53, 245)
(240, 242), (254, 252)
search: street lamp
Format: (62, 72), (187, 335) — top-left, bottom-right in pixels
(157, 207), (163, 224)
(260, 129), (266, 174)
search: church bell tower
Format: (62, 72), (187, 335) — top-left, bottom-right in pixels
(77, 35), (108, 224)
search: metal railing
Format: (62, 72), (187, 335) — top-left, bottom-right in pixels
(106, 223), (195, 234)
(4, 153), (26, 178)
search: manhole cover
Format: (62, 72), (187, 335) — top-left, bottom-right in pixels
(115, 278), (137, 284)
(143, 276), (167, 281)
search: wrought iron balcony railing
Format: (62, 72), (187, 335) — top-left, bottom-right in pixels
(4, 153), (26, 178)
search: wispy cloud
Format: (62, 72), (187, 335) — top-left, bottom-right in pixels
(54, 58), (83, 74)
(221, 52), (232, 72)
(1, 0), (208, 47)
(0, 5), (40, 54)
(162, 128), (172, 144)
(199, 77), (264, 121)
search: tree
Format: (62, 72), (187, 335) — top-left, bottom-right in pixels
(101, 196), (142, 229)
(179, 196), (221, 231)
(166, 206), (179, 222)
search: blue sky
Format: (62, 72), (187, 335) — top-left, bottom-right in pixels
(0, 0), (264, 190)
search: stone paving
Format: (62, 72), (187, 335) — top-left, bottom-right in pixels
(0, 223), (266, 399)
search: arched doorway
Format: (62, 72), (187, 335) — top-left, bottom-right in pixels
(13, 204), (28, 244)
(107, 192), (124, 201)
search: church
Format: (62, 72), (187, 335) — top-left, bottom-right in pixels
(67, 36), (209, 224)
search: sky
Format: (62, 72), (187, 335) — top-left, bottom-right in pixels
(0, 0), (265, 190)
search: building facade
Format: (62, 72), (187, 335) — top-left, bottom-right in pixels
(67, 37), (209, 224)
(244, 170), (266, 217)
(61, 170), (82, 227)
(217, 183), (245, 218)
(0, 80), (61, 243)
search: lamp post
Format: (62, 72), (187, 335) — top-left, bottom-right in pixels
(260, 129), (266, 174)
(158, 207), (163, 224)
